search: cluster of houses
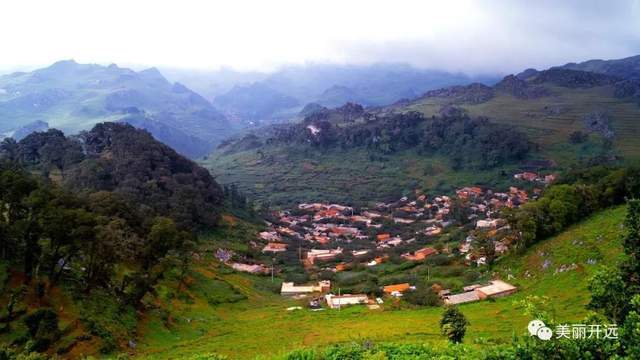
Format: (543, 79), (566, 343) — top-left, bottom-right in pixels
(249, 183), (541, 271)
(278, 277), (517, 310)
(514, 171), (556, 185)
(215, 179), (547, 310)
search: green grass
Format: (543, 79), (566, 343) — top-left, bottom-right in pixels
(135, 206), (626, 359)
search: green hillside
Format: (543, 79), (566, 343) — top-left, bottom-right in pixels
(134, 206), (626, 359)
(404, 84), (640, 163)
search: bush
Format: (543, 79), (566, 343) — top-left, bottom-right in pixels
(427, 254), (453, 266)
(23, 308), (60, 352)
(404, 287), (440, 306)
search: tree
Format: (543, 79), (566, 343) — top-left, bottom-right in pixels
(440, 306), (468, 343)
(621, 199), (640, 296)
(476, 232), (496, 266)
(588, 267), (628, 323)
(589, 200), (640, 324)
(621, 295), (640, 358)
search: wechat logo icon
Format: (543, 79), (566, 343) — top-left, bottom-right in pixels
(528, 320), (553, 340)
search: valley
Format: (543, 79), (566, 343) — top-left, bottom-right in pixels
(2, 54), (640, 360)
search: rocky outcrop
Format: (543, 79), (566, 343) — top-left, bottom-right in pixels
(530, 69), (619, 88)
(495, 75), (551, 99)
(421, 83), (494, 104)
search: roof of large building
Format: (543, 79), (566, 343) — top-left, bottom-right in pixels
(444, 291), (480, 305)
(476, 280), (517, 296)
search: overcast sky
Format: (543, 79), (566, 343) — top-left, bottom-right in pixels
(1, 0), (639, 74)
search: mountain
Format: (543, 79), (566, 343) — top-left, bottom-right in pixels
(213, 82), (299, 122)
(205, 58), (640, 206)
(315, 85), (363, 107)
(558, 54), (640, 80)
(0, 122), (224, 229)
(160, 66), (269, 100)
(8, 120), (49, 141)
(0, 60), (233, 158)
(178, 63), (500, 124)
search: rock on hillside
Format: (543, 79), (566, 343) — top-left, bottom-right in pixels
(529, 68), (620, 88)
(420, 83), (494, 104)
(494, 75), (550, 99)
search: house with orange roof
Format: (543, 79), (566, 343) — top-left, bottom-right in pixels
(402, 247), (438, 261)
(376, 233), (391, 242)
(382, 283), (412, 296)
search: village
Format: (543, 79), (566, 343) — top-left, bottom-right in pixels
(215, 171), (555, 310)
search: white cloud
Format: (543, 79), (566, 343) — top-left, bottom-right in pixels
(1, 0), (639, 74)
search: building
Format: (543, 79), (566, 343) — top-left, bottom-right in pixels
(281, 280), (331, 295)
(402, 247), (438, 261)
(514, 172), (538, 182)
(259, 231), (281, 242)
(377, 233), (391, 242)
(475, 280), (517, 299)
(262, 242), (288, 253)
(325, 294), (368, 308)
(230, 263), (269, 274)
(383, 283), (412, 297)
(476, 218), (505, 229)
(444, 291), (480, 305)
(443, 280), (517, 305)
(307, 248), (343, 263)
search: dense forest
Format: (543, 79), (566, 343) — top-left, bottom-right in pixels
(0, 122), (224, 229)
(0, 163), (198, 352)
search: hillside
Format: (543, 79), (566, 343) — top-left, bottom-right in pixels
(0, 122), (229, 358)
(132, 206), (625, 359)
(206, 64), (640, 206)
(402, 68), (640, 162)
(0, 60), (233, 158)
(205, 102), (534, 205)
(558, 54), (640, 80)
(0, 122), (224, 229)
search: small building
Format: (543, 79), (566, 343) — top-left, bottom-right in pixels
(325, 294), (368, 309)
(402, 247), (438, 261)
(281, 280), (331, 295)
(230, 263), (269, 274)
(443, 280), (517, 305)
(307, 248), (343, 264)
(259, 231), (281, 242)
(377, 233), (391, 242)
(383, 283), (412, 297)
(475, 280), (517, 299)
(352, 249), (370, 257)
(262, 242), (288, 253)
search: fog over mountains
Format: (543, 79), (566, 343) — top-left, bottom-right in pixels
(0, 61), (500, 157)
